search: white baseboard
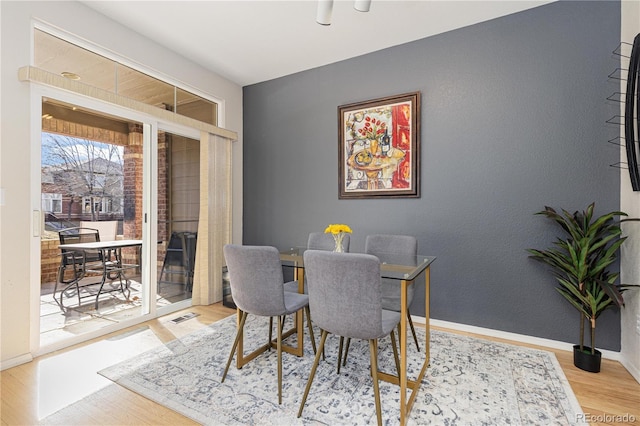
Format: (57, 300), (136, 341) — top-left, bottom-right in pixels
(411, 316), (621, 361)
(1, 353), (33, 371)
(619, 355), (640, 384)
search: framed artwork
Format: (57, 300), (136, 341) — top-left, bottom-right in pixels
(338, 92), (420, 199)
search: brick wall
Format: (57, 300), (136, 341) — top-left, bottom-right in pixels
(158, 132), (169, 265)
(41, 239), (61, 284)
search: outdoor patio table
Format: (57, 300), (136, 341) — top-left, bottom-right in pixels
(57, 239), (142, 309)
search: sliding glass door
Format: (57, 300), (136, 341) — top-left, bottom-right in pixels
(35, 89), (200, 352)
(156, 130), (200, 311)
(38, 95), (149, 349)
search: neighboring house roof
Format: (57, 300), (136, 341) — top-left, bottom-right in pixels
(41, 158), (123, 199)
(76, 157), (123, 176)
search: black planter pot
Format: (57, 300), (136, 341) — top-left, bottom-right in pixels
(573, 345), (602, 373)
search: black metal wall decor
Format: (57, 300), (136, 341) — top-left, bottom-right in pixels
(624, 33), (640, 191)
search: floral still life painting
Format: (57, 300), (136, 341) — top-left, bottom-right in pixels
(338, 92), (420, 199)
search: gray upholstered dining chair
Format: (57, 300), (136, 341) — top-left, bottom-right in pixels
(297, 250), (400, 426)
(341, 234), (419, 367)
(221, 244), (316, 404)
(367, 234), (420, 351)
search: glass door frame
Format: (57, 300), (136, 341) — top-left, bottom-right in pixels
(154, 123), (201, 316)
(30, 85), (198, 356)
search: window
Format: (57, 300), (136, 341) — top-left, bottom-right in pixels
(34, 29), (218, 126)
(41, 193), (62, 213)
(83, 196), (120, 214)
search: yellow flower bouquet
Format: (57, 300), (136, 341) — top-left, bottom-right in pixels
(324, 224), (352, 252)
(324, 224), (353, 234)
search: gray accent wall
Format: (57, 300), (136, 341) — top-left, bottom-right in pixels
(243, 1), (623, 350)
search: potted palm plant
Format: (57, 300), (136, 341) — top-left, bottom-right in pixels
(527, 203), (637, 373)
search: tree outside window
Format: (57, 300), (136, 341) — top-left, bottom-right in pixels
(42, 133), (124, 221)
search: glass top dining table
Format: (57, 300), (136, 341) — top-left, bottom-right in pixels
(279, 247), (436, 425)
(280, 247), (436, 281)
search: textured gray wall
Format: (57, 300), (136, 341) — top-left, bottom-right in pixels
(243, 1), (623, 350)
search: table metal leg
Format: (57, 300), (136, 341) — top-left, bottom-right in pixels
(377, 268), (431, 425)
(400, 279), (408, 424)
(425, 266), (430, 364)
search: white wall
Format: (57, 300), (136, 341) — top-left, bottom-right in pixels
(0, 1), (243, 367)
(620, 0), (640, 384)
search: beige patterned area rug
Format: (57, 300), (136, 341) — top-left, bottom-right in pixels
(99, 315), (583, 425)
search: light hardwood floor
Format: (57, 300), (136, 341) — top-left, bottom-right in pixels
(2, 303), (639, 425)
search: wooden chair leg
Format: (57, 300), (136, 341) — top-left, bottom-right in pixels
(298, 330), (328, 418)
(407, 309), (420, 351)
(277, 315), (283, 404)
(390, 330), (400, 376)
(268, 317), (273, 351)
(342, 337), (351, 367)
(222, 310), (248, 382)
(369, 339), (383, 426)
(304, 306), (317, 355)
(337, 336), (344, 374)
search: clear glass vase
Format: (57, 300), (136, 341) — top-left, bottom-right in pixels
(333, 232), (345, 252)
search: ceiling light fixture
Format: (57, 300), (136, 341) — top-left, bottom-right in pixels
(354, 0), (371, 12)
(60, 71), (81, 80)
(316, 0), (333, 26)
(316, 0), (371, 26)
